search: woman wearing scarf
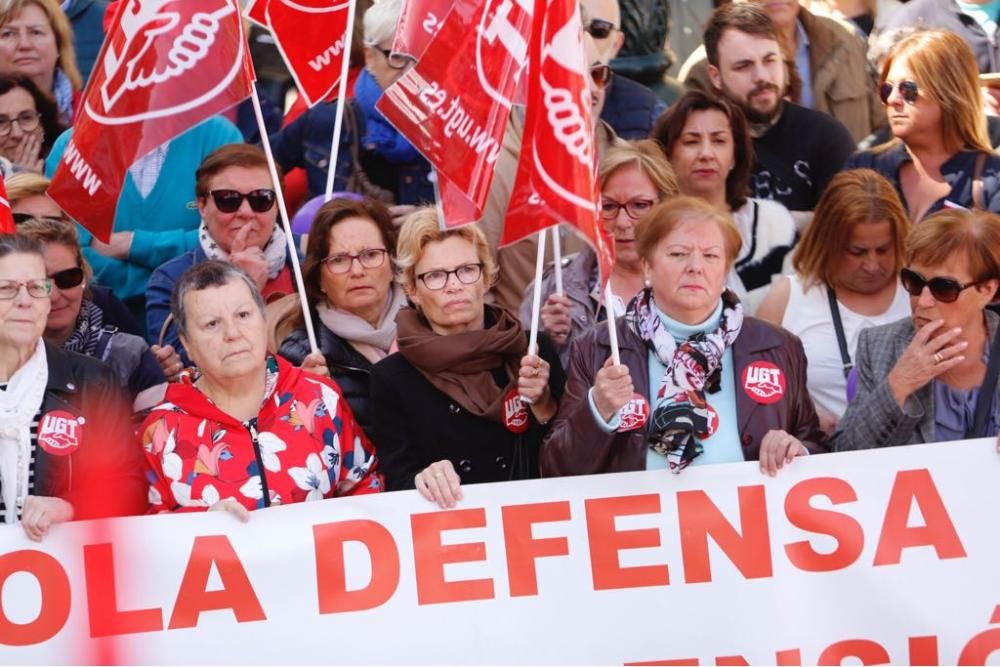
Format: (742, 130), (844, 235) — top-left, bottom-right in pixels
(542, 197), (827, 478)
(276, 198), (404, 437)
(0, 234), (146, 541)
(147, 144), (297, 368)
(370, 208), (565, 508)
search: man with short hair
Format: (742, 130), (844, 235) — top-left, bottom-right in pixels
(703, 3), (855, 218)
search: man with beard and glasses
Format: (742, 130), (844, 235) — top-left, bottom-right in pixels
(700, 3), (855, 226)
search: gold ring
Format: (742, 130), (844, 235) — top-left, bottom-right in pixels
(434, 472), (444, 477)
(934, 352), (943, 363)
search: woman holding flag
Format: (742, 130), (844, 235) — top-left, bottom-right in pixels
(541, 196), (827, 478)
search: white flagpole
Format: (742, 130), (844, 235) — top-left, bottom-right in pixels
(604, 281), (620, 365)
(323, 0), (358, 202)
(551, 226), (563, 296)
(527, 228), (548, 357)
(251, 81), (320, 354)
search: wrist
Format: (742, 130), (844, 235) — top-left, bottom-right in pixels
(887, 369), (913, 408)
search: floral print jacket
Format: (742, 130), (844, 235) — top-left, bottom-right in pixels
(140, 356), (381, 513)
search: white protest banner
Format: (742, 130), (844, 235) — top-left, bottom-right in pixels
(1, 438), (999, 665)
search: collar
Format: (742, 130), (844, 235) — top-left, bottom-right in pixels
(878, 143), (987, 188)
(795, 17), (810, 51)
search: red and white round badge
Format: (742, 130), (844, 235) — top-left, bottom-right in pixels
(37, 411), (83, 456)
(741, 361), (787, 405)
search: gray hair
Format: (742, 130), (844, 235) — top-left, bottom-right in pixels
(868, 25), (924, 72)
(363, 0), (402, 47)
(0, 233), (44, 259)
(170, 260), (266, 339)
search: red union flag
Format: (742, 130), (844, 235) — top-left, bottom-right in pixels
(502, 0), (612, 282)
(377, 0), (532, 226)
(245, 0), (350, 108)
(0, 177), (13, 234)
(391, 0), (454, 62)
(48, 0), (254, 242)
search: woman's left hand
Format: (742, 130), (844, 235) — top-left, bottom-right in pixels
(90, 232), (134, 260)
(10, 131), (43, 173)
(20, 496), (74, 542)
(151, 344), (184, 381)
(759, 429), (807, 477)
(518, 354), (556, 421)
(301, 351), (330, 377)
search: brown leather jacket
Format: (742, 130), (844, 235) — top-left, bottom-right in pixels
(540, 315), (828, 477)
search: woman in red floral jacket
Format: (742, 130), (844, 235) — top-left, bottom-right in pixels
(140, 261), (380, 518)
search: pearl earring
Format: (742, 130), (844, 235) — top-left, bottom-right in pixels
(644, 277), (652, 288)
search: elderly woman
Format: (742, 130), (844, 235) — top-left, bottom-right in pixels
(832, 209), (1000, 450)
(370, 208), (565, 507)
(0, 75), (62, 174)
(0, 0), (81, 125)
(141, 261), (380, 518)
(520, 140), (678, 369)
(541, 196), (826, 478)
(757, 169), (912, 434)
(655, 90), (797, 310)
(0, 234), (145, 540)
(846, 30), (1000, 220)
(16, 217), (167, 399)
(277, 198), (403, 436)
(147, 143), (298, 369)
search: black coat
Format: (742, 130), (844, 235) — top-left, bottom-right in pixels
(370, 333), (566, 490)
(278, 323), (375, 437)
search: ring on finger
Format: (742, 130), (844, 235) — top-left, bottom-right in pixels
(934, 352), (943, 363)
(434, 472), (444, 478)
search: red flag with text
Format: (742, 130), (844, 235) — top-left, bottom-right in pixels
(47, 0), (255, 242)
(0, 177), (13, 234)
(243, 0), (350, 107)
(377, 0), (532, 227)
(502, 0), (612, 283)
(391, 0), (454, 62)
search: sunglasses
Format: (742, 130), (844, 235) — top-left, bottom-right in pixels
(590, 64), (613, 89)
(900, 267), (978, 303)
(208, 189), (277, 214)
(585, 18), (618, 39)
(878, 80), (919, 104)
(49, 266), (84, 290)
(12, 213), (67, 225)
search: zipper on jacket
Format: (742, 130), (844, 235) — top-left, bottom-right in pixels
(245, 417), (272, 508)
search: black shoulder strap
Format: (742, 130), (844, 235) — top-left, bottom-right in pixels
(826, 286), (853, 379)
(969, 330), (1000, 438)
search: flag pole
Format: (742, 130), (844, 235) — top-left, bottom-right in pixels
(604, 281), (620, 365)
(251, 80), (320, 355)
(323, 0), (358, 202)
(551, 225), (563, 296)
(527, 228), (548, 357)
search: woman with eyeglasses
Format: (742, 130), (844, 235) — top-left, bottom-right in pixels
(654, 90), (798, 312)
(832, 208), (1000, 450)
(0, 234), (146, 541)
(147, 144), (297, 370)
(520, 140), (678, 370)
(275, 198), (404, 437)
(845, 30), (1000, 222)
(370, 208), (566, 508)
(0, 74), (63, 174)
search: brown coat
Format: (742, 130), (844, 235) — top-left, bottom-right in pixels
(540, 314), (828, 477)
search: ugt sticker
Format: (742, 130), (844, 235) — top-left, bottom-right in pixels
(617, 393), (649, 432)
(503, 388), (529, 433)
(742, 362), (786, 405)
(37, 411), (83, 456)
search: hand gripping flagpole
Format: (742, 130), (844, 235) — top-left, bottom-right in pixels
(251, 80), (320, 355)
(323, 0), (358, 202)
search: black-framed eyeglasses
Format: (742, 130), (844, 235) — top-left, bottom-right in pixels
(900, 267), (979, 303)
(590, 64), (613, 89)
(878, 80), (919, 105)
(0, 111), (41, 137)
(208, 189), (277, 213)
(323, 248), (389, 274)
(585, 18), (618, 40)
(0, 279), (52, 300)
(600, 197), (656, 220)
(49, 266), (84, 290)
(12, 213), (67, 226)
(416, 263), (483, 290)
(375, 46), (409, 70)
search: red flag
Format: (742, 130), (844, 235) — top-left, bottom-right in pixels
(0, 177), (13, 234)
(377, 0), (532, 227)
(245, 0), (351, 108)
(47, 0), (255, 242)
(502, 0), (613, 283)
(391, 0), (454, 62)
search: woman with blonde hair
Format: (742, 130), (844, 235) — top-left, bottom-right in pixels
(371, 207), (565, 507)
(0, 0), (82, 124)
(757, 169), (912, 433)
(846, 29), (1000, 221)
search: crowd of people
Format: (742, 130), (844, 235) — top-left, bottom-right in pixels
(0, 0), (999, 542)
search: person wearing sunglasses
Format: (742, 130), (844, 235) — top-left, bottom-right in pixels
(274, 197), (405, 437)
(519, 140), (678, 370)
(0, 234), (146, 541)
(370, 208), (565, 508)
(0, 74), (62, 175)
(146, 144), (299, 369)
(832, 208), (1000, 451)
(846, 30), (1000, 222)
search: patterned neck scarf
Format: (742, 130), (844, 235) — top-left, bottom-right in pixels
(63, 300), (105, 357)
(625, 288), (744, 472)
(198, 221), (288, 281)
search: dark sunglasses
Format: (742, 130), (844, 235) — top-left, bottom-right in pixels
(900, 267), (978, 303)
(13, 213), (68, 226)
(590, 64), (613, 89)
(49, 266), (84, 290)
(878, 80), (919, 104)
(208, 189), (277, 213)
(585, 18), (617, 39)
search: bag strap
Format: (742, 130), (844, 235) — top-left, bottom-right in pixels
(968, 329), (1000, 438)
(826, 286), (853, 379)
(973, 152), (987, 211)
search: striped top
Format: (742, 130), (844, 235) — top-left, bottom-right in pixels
(0, 383), (39, 523)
